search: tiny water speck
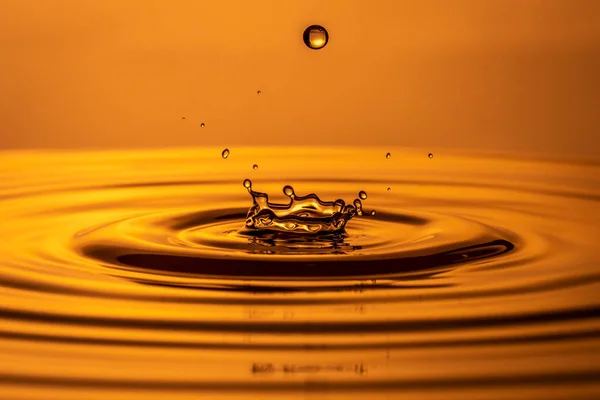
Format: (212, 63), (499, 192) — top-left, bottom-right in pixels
(386, 152), (391, 159)
(303, 25), (329, 50)
(181, 117), (186, 120)
(359, 191), (368, 200)
(387, 187), (391, 191)
(428, 153), (434, 159)
(222, 149), (230, 159)
(257, 90), (261, 95)
(253, 164), (258, 170)
(200, 123), (205, 128)
(243, 179), (252, 188)
(370, 210), (376, 216)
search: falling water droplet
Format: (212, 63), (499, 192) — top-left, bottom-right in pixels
(200, 123), (205, 128)
(359, 191), (368, 200)
(243, 179), (252, 189)
(222, 149), (230, 159)
(387, 187), (391, 191)
(370, 210), (376, 216)
(283, 185), (295, 197)
(181, 117), (186, 120)
(253, 164), (258, 170)
(386, 152), (391, 159)
(303, 25), (329, 50)
(428, 153), (434, 159)
(257, 90), (261, 95)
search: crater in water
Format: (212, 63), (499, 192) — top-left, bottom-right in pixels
(1, 147), (599, 399)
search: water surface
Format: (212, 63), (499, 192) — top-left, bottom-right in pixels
(1, 147), (599, 399)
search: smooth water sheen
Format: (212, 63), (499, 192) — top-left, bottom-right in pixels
(0, 147), (599, 400)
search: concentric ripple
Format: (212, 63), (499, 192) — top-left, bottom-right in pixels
(75, 206), (515, 289)
(1, 147), (599, 400)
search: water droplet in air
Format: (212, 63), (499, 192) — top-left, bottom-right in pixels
(359, 191), (368, 200)
(181, 117), (186, 120)
(303, 25), (329, 50)
(222, 149), (230, 159)
(200, 123), (205, 128)
(387, 187), (391, 191)
(386, 152), (391, 159)
(370, 210), (376, 216)
(257, 90), (261, 95)
(253, 164), (258, 170)
(283, 185), (295, 197)
(428, 153), (434, 159)
(243, 179), (252, 189)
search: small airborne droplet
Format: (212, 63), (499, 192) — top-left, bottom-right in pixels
(371, 210), (376, 216)
(200, 123), (205, 128)
(303, 25), (329, 50)
(253, 164), (258, 170)
(387, 187), (391, 191)
(386, 152), (391, 159)
(181, 117), (186, 120)
(428, 153), (434, 159)
(222, 149), (230, 159)
(257, 90), (261, 95)
(359, 191), (368, 200)
(243, 179), (252, 189)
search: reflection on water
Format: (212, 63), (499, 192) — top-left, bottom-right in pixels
(0, 147), (599, 399)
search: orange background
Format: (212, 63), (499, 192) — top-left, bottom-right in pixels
(1, 0), (598, 158)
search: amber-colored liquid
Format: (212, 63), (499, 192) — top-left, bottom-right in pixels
(1, 147), (599, 399)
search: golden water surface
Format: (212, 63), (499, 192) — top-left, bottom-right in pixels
(1, 147), (599, 399)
